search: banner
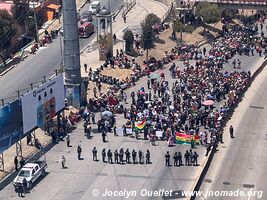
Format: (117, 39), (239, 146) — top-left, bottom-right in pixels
(135, 119), (146, 130)
(175, 132), (200, 145)
(65, 84), (81, 108)
(0, 99), (23, 153)
(22, 74), (65, 134)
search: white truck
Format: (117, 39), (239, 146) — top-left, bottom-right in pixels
(88, 1), (101, 15)
(13, 155), (47, 190)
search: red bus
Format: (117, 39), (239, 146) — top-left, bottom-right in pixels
(79, 22), (95, 38)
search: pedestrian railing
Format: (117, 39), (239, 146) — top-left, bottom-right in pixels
(122, 0), (137, 18)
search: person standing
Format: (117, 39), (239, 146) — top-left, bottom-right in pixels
(193, 152), (199, 166)
(26, 134), (32, 146)
(92, 147), (97, 161)
(119, 148), (124, 164)
(107, 149), (113, 164)
(237, 59), (241, 68)
(91, 112), (96, 124)
(165, 151), (170, 166)
(77, 145), (82, 160)
(22, 178), (27, 194)
(173, 152), (178, 167)
(203, 47), (206, 56)
(66, 134), (71, 147)
(102, 130), (106, 143)
(17, 183), (24, 197)
(61, 155), (66, 168)
(87, 125), (92, 139)
(14, 156), (18, 171)
(145, 150), (150, 164)
(139, 150), (143, 164)
(84, 63), (88, 73)
(113, 124), (118, 136)
(102, 148), (106, 163)
(114, 150), (119, 164)
(132, 150), (137, 164)
(20, 158), (25, 169)
(178, 152), (183, 166)
(184, 150), (190, 166)
(123, 15), (126, 23)
(229, 125), (234, 138)
(147, 79), (151, 89)
(232, 59), (236, 68)
(189, 149), (194, 165)
(125, 149), (131, 164)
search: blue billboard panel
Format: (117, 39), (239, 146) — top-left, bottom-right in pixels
(0, 99), (23, 153)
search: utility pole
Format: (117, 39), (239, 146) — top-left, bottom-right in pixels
(32, 3), (39, 44)
(57, 0), (63, 71)
(63, 0), (82, 84)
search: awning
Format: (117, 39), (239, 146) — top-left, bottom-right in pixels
(47, 4), (61, 10)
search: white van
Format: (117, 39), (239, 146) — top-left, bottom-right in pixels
(89, 1), (101, 15)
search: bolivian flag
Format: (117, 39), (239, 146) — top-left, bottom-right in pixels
(135, 119), (147, 130)
(175, 132), (200, 145)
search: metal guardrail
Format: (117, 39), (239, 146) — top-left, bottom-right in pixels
(122, 0), (137, 17)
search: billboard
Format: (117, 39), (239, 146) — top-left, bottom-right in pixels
(65, 84), (81, 108)
(22, 74), (65, 134)
(65, 82), (87, 108)
(0, 99), (23, 153)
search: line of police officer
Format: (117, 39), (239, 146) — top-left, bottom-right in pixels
(92, 147), (151, 164)
(165, 149), (199, 166)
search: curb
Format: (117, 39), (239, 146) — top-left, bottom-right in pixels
(189, 58), (267, 200)
(0, 65), (15, 77)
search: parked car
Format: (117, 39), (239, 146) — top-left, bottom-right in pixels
(89, 1), (101, 15)
(79, 22), (95, 38)
(80, 11), (93, 23)
(13, 155), (47, 190)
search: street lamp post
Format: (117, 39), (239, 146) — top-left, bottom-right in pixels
(57, 0), (63, 71)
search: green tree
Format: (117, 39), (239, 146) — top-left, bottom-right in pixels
(174, 21), (194, 33)
(0, 10), (15, 67)
(123, 30), (134, 52)
(141, 14), (160, 60)
(145, 13), (161, 27)
(196, 2), (222, 24)
(12, 0), (30, 24)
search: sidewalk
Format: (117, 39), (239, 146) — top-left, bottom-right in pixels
(80, 0), (169, 77)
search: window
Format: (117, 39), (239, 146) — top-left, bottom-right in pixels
(18, 170), (31, 177)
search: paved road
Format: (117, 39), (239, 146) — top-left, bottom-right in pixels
(0, 64), (207, 200)
(79, 0), (123, 50)
(197, 62), (267, 200)
(0, 0), (123, 102)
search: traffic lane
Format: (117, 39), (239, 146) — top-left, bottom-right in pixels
(79, 0), (123, 50)
(0, 0), (124, 100)
(80, 0), (123, 15)
(197, 63), (267, 199)
(0, 38), (61, 100)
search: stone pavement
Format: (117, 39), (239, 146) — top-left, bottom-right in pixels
(80, 0), (169, 77)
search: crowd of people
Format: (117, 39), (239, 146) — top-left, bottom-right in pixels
(92, 147), (151, 165)
(80, 17), (267, 157)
